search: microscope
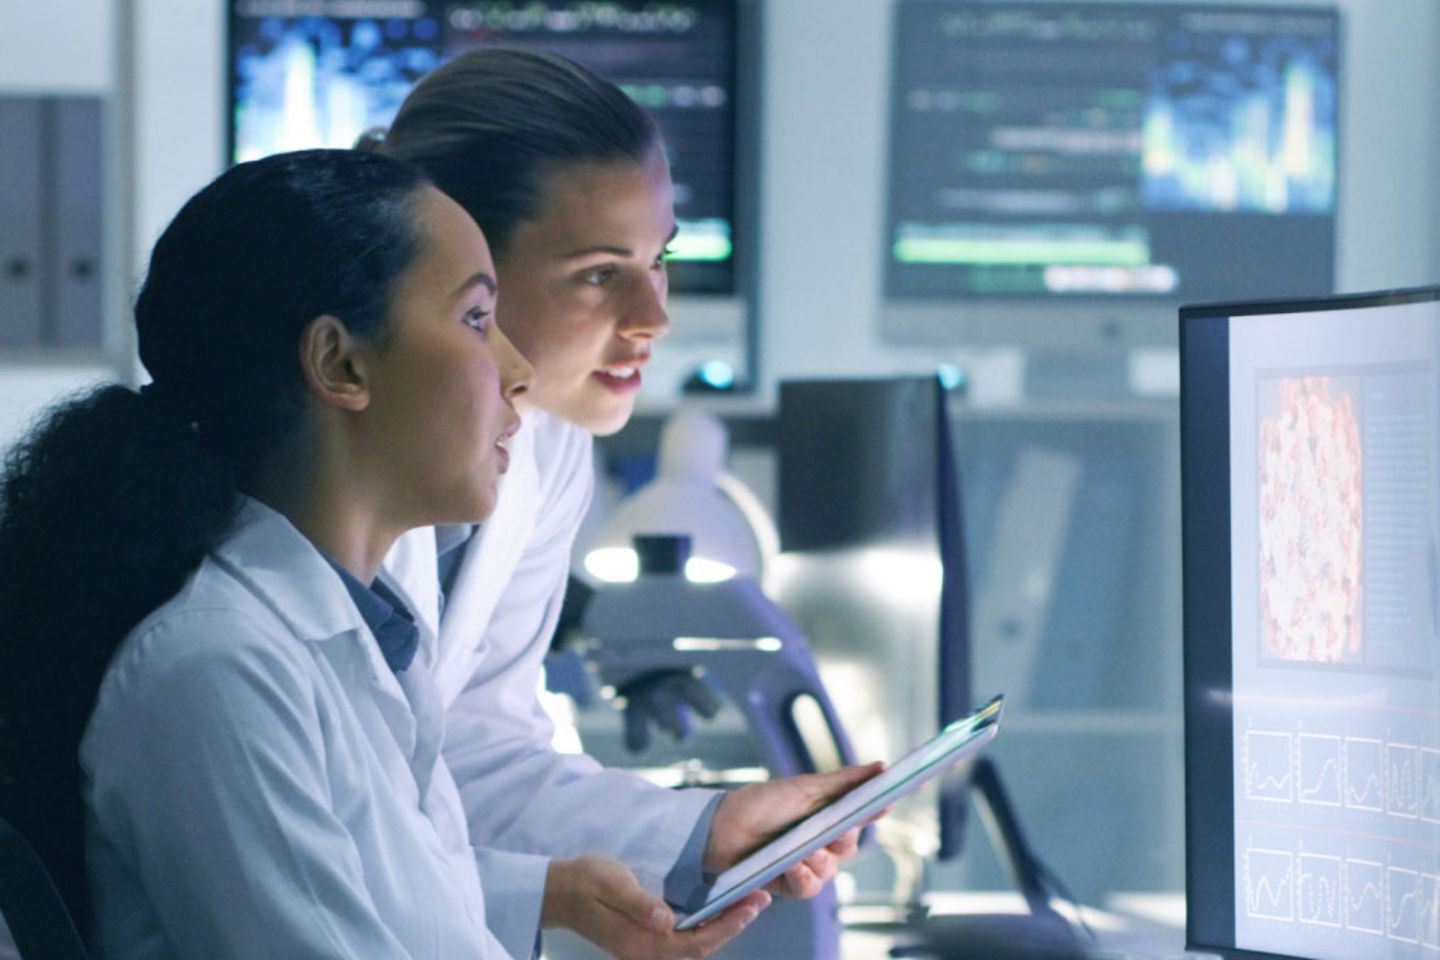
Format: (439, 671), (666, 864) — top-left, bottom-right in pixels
(578, 533), (854, 777)
(566, 532), (856, 960)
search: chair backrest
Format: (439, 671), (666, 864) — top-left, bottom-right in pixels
(0, 814), (89, 960)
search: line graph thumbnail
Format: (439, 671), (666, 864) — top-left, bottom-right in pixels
(1246, 848), (1294, 921)
(1297, 853), (1342, 927)
(1345, 737), (1384, 811)
(1421, 873), (1440, 949)
(1422, 748), (1440, 824)
(1299, 733), (1342, 806)
(1345, 858), (1384, 934)
(1389, 867), (1422, 944)
(1388, 742), (1423, 819)
(1246, 730), (1294, 802)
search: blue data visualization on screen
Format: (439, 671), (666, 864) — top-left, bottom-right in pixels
(887, 2), (1338, 303)
(229, 0), (741, 293)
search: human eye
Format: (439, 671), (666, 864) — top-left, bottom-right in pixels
(652, 246), (675, 270)
(461, 305), (491, 333)
(581, 265), (618, 286)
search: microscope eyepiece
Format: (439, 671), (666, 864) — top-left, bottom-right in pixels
(632, 534), (692, 575)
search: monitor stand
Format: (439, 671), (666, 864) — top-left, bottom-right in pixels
(891, 758), (1088, 959)
(1024, 348), (1134, 400)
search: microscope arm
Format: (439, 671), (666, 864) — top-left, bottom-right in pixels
(587, 637), (856, 779)
(707, 645), (856, 778)
(579, 576), (857, 778)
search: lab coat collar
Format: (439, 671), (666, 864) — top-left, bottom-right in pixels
(321, 553), (421, 674)
(212, 500), (429, 767)
(211, 499), (372, 645)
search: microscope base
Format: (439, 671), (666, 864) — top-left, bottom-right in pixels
(724, 884), (840, 960)
(890, 910), (1086, 960)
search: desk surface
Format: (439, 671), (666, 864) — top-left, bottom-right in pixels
(841, 892), (1199, 960)
(541, 892), (1204, 960)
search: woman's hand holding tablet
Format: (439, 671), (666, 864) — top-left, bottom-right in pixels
(677, 695), (1006, 931)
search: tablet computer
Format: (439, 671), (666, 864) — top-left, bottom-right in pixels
(675, 693), (1005, 930)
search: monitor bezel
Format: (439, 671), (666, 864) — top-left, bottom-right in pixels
(1180, 283), (1440, 959)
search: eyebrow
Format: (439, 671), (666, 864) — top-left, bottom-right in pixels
(451, 271), (497, 299)
(561, 224), (680, 260)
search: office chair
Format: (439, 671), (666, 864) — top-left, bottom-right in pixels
(0, 813), (90, 960)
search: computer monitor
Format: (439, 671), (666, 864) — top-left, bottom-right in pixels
(884, 1), (1341, 352)
(776, 376), (973, 860)
(1182, 286), (1440, 959)
(227, 0), (751, 297)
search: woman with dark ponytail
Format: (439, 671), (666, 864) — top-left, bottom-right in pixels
(0, 148), (535, 957)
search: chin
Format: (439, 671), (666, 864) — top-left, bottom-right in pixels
(454, 479), (500, 524)
(469, 495), (499, 524)
(587, 412), (633, 437)
(557, 394), (637, 437)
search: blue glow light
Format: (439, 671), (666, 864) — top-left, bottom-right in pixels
(697, 360), (736, 389)
(936, 364), (966, 392)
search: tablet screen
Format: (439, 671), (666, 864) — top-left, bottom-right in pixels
(676, 694), (1005, 930)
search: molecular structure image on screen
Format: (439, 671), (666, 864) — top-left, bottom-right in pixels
(1258, 375), (1363, 662)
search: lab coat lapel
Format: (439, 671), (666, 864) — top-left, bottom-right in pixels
(373, 530), (447, 797)
(312, 634), (420, 780)
(217, 500), (420, 769)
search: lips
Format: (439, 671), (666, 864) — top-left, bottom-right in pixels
(495, 417), (521, 473)
(592, 359), (647, 393)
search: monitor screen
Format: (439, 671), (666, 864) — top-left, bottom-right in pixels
(885, 2), (1339, 309)
(1182, 286), (1440, 960)
(228, 0), (743, 294)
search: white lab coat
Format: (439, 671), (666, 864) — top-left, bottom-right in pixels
(79, 500), (540, 960)
(385, 409), (717, 894)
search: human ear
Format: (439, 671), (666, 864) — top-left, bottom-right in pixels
(298, 314), (371, 412)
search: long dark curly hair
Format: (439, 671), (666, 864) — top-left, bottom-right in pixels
(0, 148), (430, 935)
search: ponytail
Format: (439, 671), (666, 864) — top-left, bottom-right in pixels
(0, 384), (241, 931)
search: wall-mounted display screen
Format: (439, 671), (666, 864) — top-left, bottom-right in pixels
(229, 0), (742, 294)
(885, 1), (1340, 305)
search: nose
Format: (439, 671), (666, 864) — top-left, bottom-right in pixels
(494, 324), (534, 401)
(617, 272), (671, 342)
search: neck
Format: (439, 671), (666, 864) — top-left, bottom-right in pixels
(249, 446), (398, 584)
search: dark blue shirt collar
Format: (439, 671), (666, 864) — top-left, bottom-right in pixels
(321, 555), (420, 674)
